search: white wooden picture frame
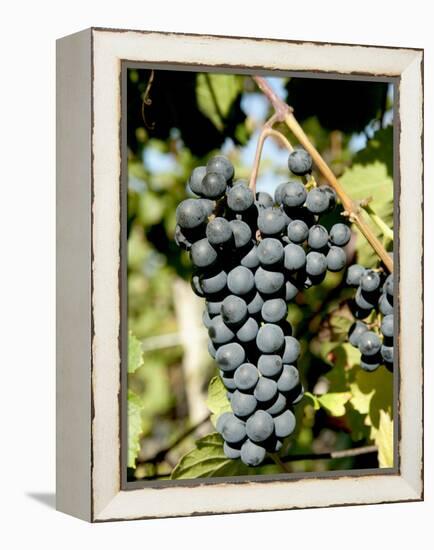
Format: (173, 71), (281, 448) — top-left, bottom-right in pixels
(56, 27), (423, 522)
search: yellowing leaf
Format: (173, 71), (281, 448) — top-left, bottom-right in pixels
(317, 392), (351, 416)
(373, 410), (394, 467)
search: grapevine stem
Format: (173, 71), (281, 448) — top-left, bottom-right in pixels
(252, 76), (393, 273)
(269, 453), (292, 473)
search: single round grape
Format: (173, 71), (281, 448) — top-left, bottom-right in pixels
(215, 342), (246, 372)
(240, 439), (266, 467)
(191, 274), (205, 297)
(306, 251), (327, 277)
(256, 324), (285, 353)
(308, 225), (329, 250)
(206, 217), (232, 245)
(284, 243), (306, 271)
(201, 172), (227, 199)
(236, 317), (259, 344)
(220, 414), (246, 444)
(384, 274), (393, 297)
(265, 392), (287, 416)
(381, 314), (393, 338)
(327, 246), (347, 272)
(188, 166), (207, 196)
(223, 441), (241, 459)
(216, 411), (233, 434)
(254, 267), (285, 295)
(261, 298), (287, 323)
(198, 198), (216, 217)
(274, 409), (296, 438)
(355, 287), (376, 310)
(206, 155), (234, 182)
(240, 244), (260, 269)
(231, 390), (257, 418)
(246, 410), (274, 442)
(330, 223), (351, 246)
(281, 181), (307, 208)
(381, 345), (394, 363)
(285, 279), (299, 301)
(200, 270), (227, 294)
(254, 377), (278, 403)
(360, 269), (381, 292)
(227, 266), (255, 296)
(346, 264), (365, 287)
(258, 207), (286, 236)
(190, 238), (217, 268)
(227, 184), (255, 212)
(208, 315), (235, 345)
(287, 219), (309, 244)
(288, 148), (312, 176)
(256, 191), (274, 209)
(206, 299), (223, 317)
(379, 293), (394, 316)
(348, 321), (369, 347)
(281, 336), (301, 364)
(257, 238), (284, 267)
(234, 363), (259, 391)
(176, 198), (207, 229)
(305, 187), (329, 214)
(247, 291), (264, 316)
(229, 220), (252, 249)
(221, 295), (248, 326)
(208, 339), (217, 359)
(220, 371), (237, 391)
(258, 355), (283, 378)
(277, 364), (300, 393)
(358, 331), (382, 356)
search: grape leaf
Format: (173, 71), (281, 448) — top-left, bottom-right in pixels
(317, 392), (351, 417)
(206, 375), (232, 427)
(196, 74), (244, 131)
(128, 331), (144, 374)
(128, 390), (144, 468)
(339, 128), (393, 267)
(373, 410), (394, 467)
(171, 433), (249, 479)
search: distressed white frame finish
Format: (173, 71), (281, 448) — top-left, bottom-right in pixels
(56, 28), (423, 522)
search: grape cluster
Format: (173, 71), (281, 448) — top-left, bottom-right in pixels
(175, 150), (349, 466)
(346, 264), (394, 372)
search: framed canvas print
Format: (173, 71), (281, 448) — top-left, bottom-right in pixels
(56, 28), (423, 522)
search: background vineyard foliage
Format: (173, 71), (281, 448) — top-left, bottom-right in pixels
(126, 68), (394, 481)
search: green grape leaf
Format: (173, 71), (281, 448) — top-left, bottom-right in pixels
(206, 376), (232, 427)
(196, 74), (244, 131)
(339, 129), (393, 267)
(138, 190), (165, 226)
(317, 392), (351, 417)
(350, 367), (393, 428)
(128, 390), (144, 468)
(128, 331), (144, 374)
(373, 410), (394, 467)
(171, 433), (249, 479)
